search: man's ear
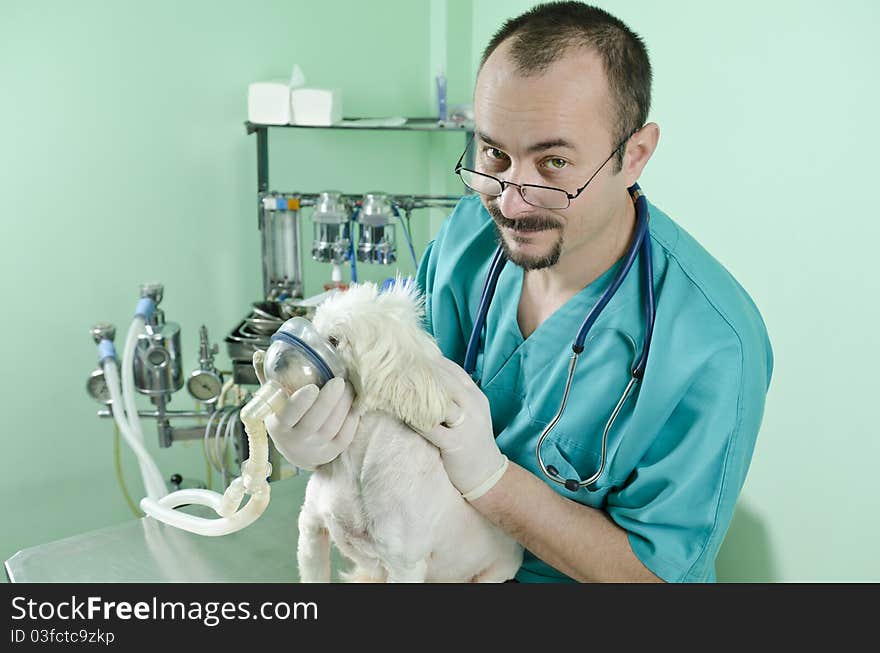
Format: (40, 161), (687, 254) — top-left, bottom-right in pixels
(622, 122), (659, 187)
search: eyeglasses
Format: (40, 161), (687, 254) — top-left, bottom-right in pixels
(453, 133), (632, 210)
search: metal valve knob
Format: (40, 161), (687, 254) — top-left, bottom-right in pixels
(140, 282), (164, 305)
(90, 322), (116, 344)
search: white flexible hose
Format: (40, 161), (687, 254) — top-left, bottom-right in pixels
(202, 407), (225, 475)
(140, 380), (287, 536)
(104, 361), (168, 501)
(141, 486), (270, 537)
(213, 407), (235, 480)
(121, 316), (168, 500)
(216, 377), (235, 409)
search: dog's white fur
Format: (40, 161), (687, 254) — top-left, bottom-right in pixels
(296, 279), (523, 582)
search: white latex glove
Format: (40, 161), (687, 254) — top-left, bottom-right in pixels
(253, 351), (360, 471)
(419, 357), (509, 501)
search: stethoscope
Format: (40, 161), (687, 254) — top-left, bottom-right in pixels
(463, 183), (656, 492)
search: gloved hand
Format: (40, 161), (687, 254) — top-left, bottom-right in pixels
(419, 357), (509, 501)
(253, 350), (360, 471)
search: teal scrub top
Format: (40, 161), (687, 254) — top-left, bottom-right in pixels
(416, 194), (773, 583)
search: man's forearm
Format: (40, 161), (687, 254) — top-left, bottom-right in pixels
(470, 461), (663, 583)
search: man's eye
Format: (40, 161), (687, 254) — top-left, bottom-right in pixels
(486, 147), (507, 160)
(546, 158), (568, 170)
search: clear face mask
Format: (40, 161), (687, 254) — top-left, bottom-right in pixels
(262, 316), (347, 394)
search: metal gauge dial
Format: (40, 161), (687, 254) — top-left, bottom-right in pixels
(86, 368), (112, 405)
(186, 370), (224, 404)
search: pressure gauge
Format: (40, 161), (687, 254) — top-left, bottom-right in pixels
(187, 369), (224, 404)
(86, 368), (112, 405)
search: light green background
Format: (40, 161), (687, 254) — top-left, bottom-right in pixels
(1, 0), (877, 582)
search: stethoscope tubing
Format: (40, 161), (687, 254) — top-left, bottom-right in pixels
(464, 245), (507, 375)
(465, 184), (655, 492)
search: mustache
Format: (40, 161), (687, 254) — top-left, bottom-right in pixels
(486, 202), (562, 232)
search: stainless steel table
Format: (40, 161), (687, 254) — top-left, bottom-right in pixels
(5, 475), (346, 582)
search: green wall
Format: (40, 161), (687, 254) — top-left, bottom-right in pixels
(471, 0), (878, 582)
(2, 0), (877, 583)
(0, 0), (456, 571)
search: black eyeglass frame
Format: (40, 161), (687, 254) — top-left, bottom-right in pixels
(453, 130), (637, 210)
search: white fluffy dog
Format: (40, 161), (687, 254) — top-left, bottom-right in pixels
(296, 279), (523, 583)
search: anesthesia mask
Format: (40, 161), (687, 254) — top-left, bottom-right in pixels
(262, 316), (347, 393)
(140, 316), (346, 536)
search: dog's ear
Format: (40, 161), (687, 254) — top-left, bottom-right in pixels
(345, 279), (449, 432)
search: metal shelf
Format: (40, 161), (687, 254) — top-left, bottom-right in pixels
(245, 117), (474, 133)
(244, 119), (473, 193)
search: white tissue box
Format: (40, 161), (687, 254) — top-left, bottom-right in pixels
(248, 80), (292, 125)
(290, 88), (343, 126)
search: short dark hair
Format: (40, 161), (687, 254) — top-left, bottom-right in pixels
(479, 1), (652, 171)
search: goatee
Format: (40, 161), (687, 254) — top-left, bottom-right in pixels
(486, 202), (563, 270)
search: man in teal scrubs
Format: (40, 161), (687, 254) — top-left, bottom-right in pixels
(413, 2), (773, 582)
(264, 1), (773, 582)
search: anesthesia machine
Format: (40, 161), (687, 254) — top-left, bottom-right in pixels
(85, 117), (470, 535)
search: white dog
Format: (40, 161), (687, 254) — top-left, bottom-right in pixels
(295, 279), (524, 583)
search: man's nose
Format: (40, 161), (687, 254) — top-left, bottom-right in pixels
(497, 181), (534, 217)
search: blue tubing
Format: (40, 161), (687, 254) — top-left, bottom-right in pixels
(98, 339), (117, 364)
(392, 206), (419, 270)
(573, 183), (647, 351)
(350, 208), (359, 283)
(135, 297), (155, 320)
(464, 245), (507, 375)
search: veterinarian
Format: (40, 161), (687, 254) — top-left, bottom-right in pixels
(264, 1), (773, 583)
